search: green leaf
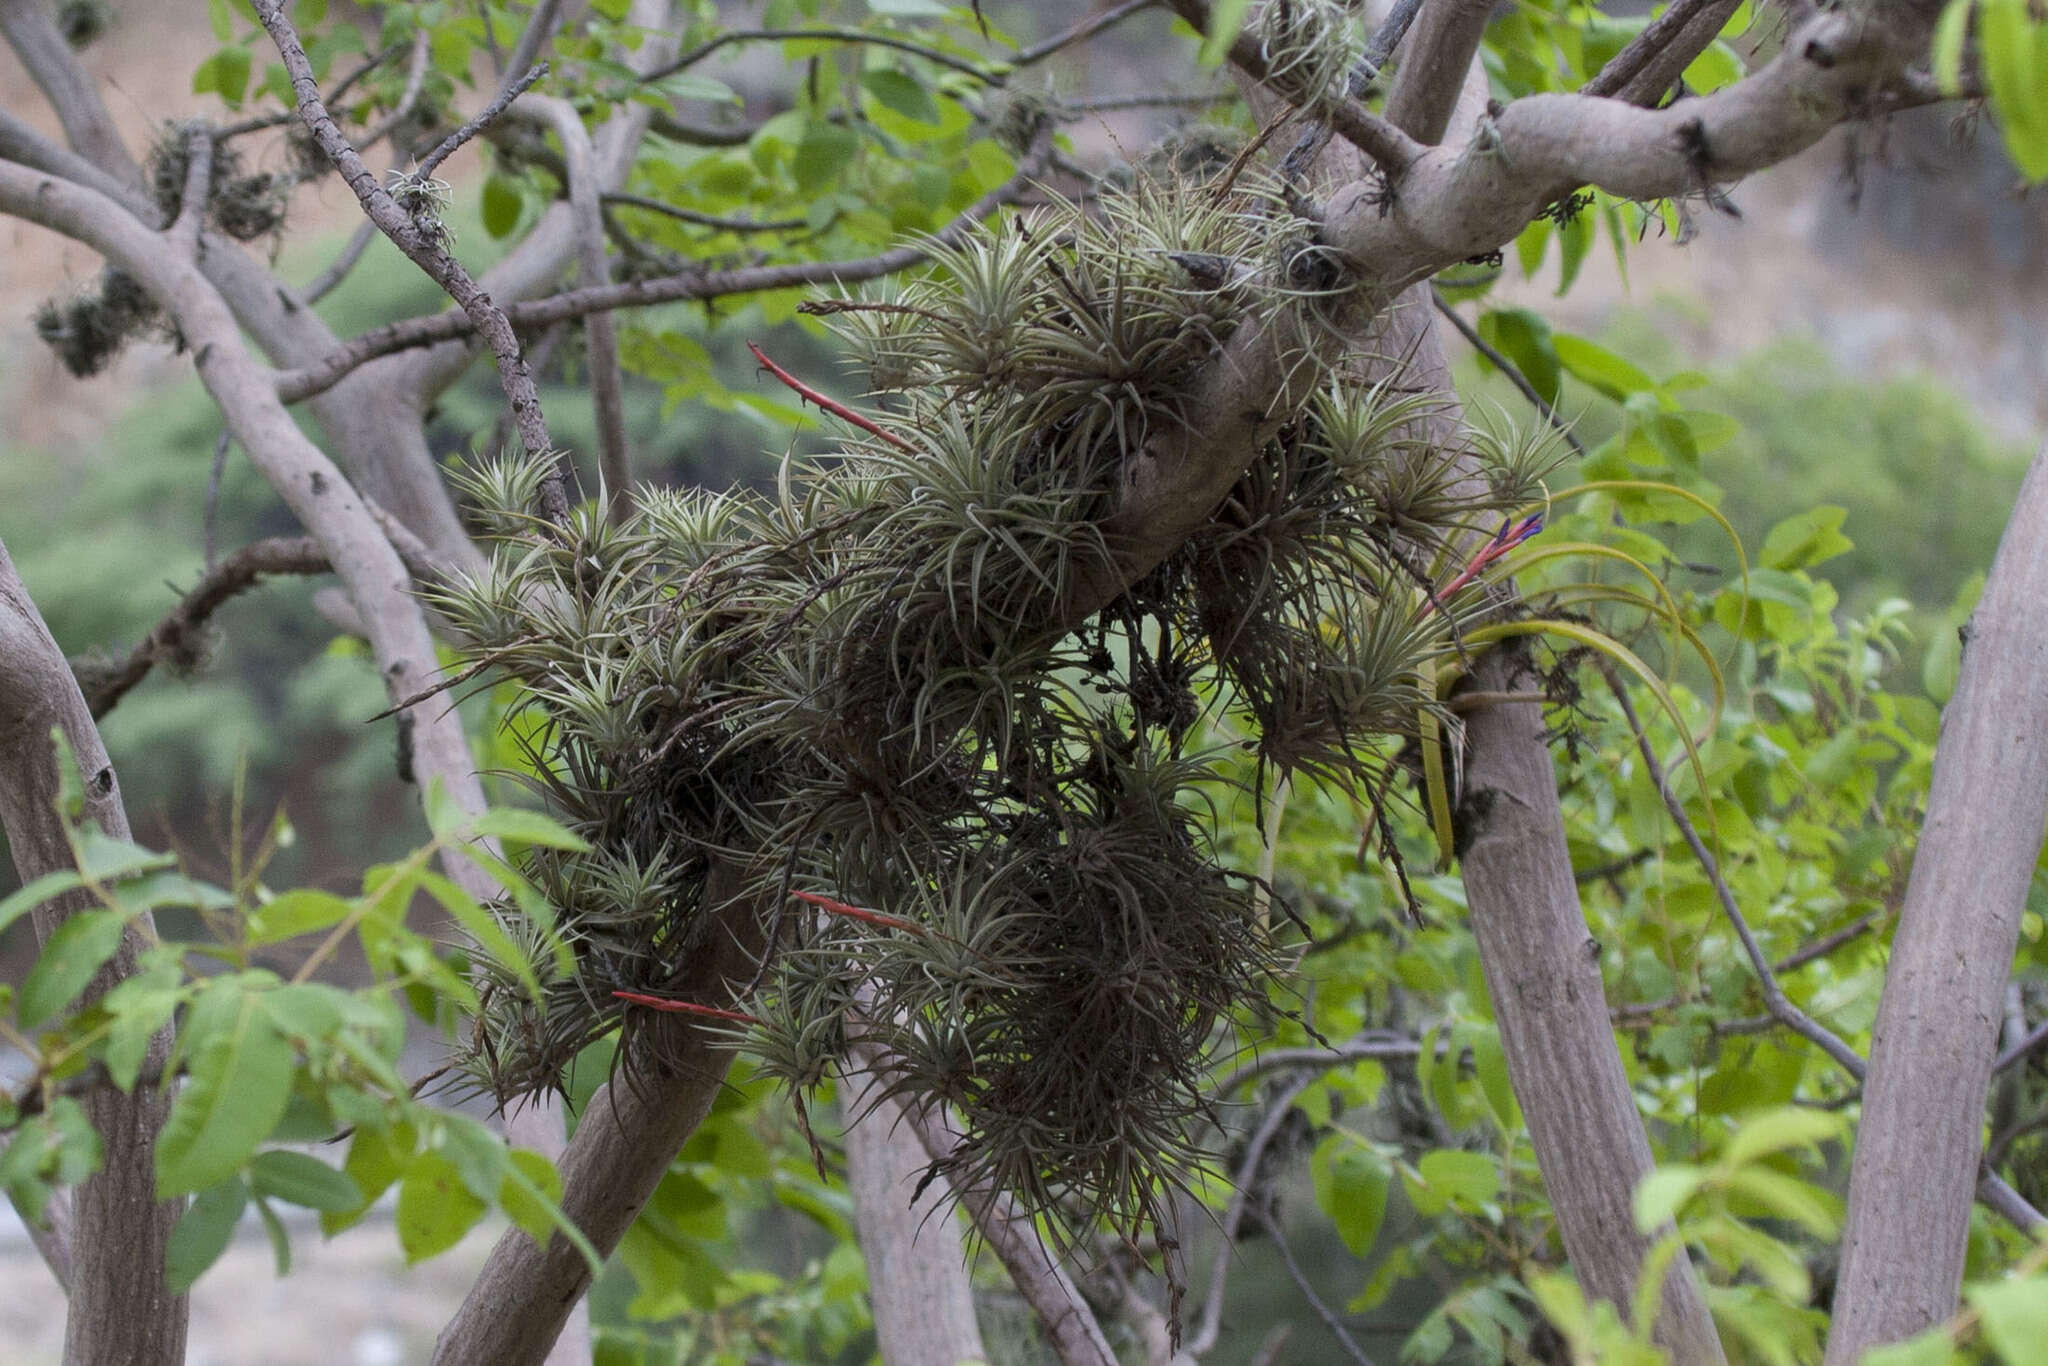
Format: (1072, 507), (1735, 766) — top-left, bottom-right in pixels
(1406, 1149), (1500, 1216)
(1633, 1164), (1705, 1231)
(793, 121), (858, 194)
(657, 72), (740, 102)
(1199, 0), (1253, 65)
(1475, 307), (1562, 405)
(861, 69), (939, 123)
(1555, 332), (1656, 400)
(194, 46), (254, 108)
(1759, 506), (1854, 571)
(420, 871), (542, 1004)
(166, 1178), (246, 1294)
(467, 807), (592, 851)
(1983, 0), (2048, 179)
(396, 1151), (489, 1262)
(156, 988), (297, 1196)
(1722, 1106), (1844, 1167)
(18, 910), (125, 1027)
(1933, 0), (1975, 96)
(253, 1194), (292, 1276)
(207, 0), (233, 42)
(481, 173), (524, 240)
(324, 1122), (416, 1234)
(1310, 1136), (1391, 1256)
(1556, 210), (1592, 295)
(247, 889), (353, 945)
(1472, 1028), (1519, 1130)
(1724, 1166), (1841, 1239)
(1858, 1327), (1958, 1365)
(500, 1148), (564, 1242)
(0, 870), (84, 938)
(1969, 1276), (2048, 1363)
(248, 1150), (363, 1212)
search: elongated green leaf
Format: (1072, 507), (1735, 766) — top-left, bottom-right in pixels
(1722, 1106), (1844, 1167)
(247, 889), (353, 945)
(0, 871), (84, 938)
(18, 910), (125, 1027)
(166, 1178), (247, 1293)
(1632, 1164), (1705, 1232)
(420, 871), (542, 1004)
(466, 807), (591, 852)
(249, 1149), (363, 1212)
(156, 990), (296, 1196)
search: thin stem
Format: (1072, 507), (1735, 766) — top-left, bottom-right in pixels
(602, 191), (806, 233)
(1431, 288), (1586, 458)
(1009, 0), (1157, 68)
(646, 27), (997, 86)
(1604, 665), (1867, 1079)
(303, 220), (379, 302)
(417, 62), (548, 181)
(1247, 1200), (1377, 1366)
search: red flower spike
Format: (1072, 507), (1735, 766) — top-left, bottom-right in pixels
(612, 991), (763, 1025)
(788, 888), (929, 937)
(747, 341), (915, 453)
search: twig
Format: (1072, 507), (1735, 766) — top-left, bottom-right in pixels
(602, 191), (806, 234)
(1993, 1018), (2048, 1075)
(1247, 1200), (1377, 1366)
(1210, 1034), (1423, 1097)
(1430, 288), (1586, 458)
(502, 0), (562, 87)
(216, 42), (399, 138)
(1603, 665), (1867, 1079)
(1773, 910), (1880, 974)
(612, 991), (763, 1025)
(251, 0), (569, 522)
(1009, 0), (1156, 68)
(80, 537), (329, 718)
(272, 133), (1052, 404)
(645, 28), (997, 86)
(303, 219), (379, 303)
(416, 62), (548, 181)
(1186, 1072), (1316, 1358)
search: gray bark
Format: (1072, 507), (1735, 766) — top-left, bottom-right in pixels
(1825, 438), (2048, 1362)
(843, 1088), (989, 1366)
(0, 539), (186, 1366)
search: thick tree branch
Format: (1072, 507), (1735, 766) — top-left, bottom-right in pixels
(0, 537), (184, 1366)
(0, 0), (135, 179)
(1827, 437), (2048, 1363)
(1382, 0), (1496, 143)
(841, 1084), (990, 1366)
(1585, 0), (1741, 100)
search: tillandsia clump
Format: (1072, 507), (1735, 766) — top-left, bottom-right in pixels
(145, 123), (293, 243)
(32, 267), (173, 378)
(432, 164), (1555, 1257)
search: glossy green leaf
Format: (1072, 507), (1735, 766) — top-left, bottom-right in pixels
(1476, 307), (1562, 404)
(395, 1151), (489, 1263)
(1311, 1136), (1391, 1256)
(248, 1150), (363, 1212)
(156, 988), (296, 1196)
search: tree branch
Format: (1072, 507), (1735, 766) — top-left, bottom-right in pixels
(272, 134), (1051, 404)
(0, 0), (135, 180)
(1382, 0), (1496, 144)
(248, 0), (570, 520)
(1431, 288), (1586, 458)
(1828, 437), (2048, 1362)
(645, 27), (998, 86)
(79, 536), (328, 718)
(0, 537), (184, 1366)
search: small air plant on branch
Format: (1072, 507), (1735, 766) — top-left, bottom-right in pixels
(430, 161), (1558, 1272)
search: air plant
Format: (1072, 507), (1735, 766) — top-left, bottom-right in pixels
(431, 159), (1578, 1277)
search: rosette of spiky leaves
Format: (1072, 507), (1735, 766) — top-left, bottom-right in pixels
(434, 164), (1558, 1256)
(758, 725), (1271, 1251)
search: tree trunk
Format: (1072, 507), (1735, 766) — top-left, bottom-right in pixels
(1825, 438), (2048, 1363)
(843, 1088), (989, 1366)
(0, 539), (186, 1366)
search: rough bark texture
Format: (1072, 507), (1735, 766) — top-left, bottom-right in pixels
(842, 1088), (990, 1366)
(0, 540), (186, 1366)
(1825, 439), (2048, 1363)
(1458, 649), (1726, 1363)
